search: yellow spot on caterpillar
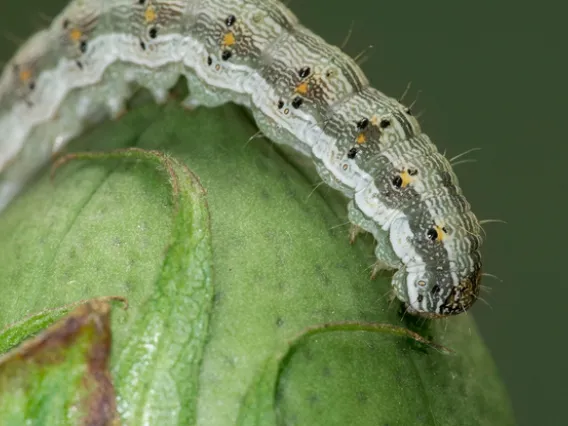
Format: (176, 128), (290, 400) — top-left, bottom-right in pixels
(223, 32), (236, 47)
(370, 115), (379, 126)
(145, 5), (157, 23)
(18, 69), (32, 83)
(434, 225), (446, 242)
(69, 28), (82, 42)
(399, 169), (415, 188)
(356, 133), (366, 144)
(295, 82), (309, 95)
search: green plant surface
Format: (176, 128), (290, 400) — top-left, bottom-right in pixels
(0, 300), (119, 425)
(0, 100), (515, 426)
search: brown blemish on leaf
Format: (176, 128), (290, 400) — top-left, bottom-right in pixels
(0, 300), (120, 425)
(0, 296), (127, 336)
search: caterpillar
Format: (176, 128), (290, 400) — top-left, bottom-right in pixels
(0, 0), (483, 317)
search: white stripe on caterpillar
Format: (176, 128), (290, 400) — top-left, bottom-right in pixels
(0, 0), (484, 317)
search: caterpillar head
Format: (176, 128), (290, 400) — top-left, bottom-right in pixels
(386, 188), (483, 317)
(392, 264), (482, 317)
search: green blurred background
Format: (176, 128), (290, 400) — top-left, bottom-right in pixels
(0, 1), (563, 425)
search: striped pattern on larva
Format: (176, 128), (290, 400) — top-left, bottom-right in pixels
(0, 0), (483, 317)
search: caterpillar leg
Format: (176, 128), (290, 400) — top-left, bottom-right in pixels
(105, 98), (126, 120)
(111, 106), (128, 121)
(149, 87), (170, 105)
(347, 200), (378, 243)
(370, 239), (401, 279)
(182, 73), (231, 110)
(370, 259), (395, 280)
(347, 201), (402, 278)
(349, 224), (362, 245)
(251, 108), (312, 157)
(372, 233), (401, 278)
